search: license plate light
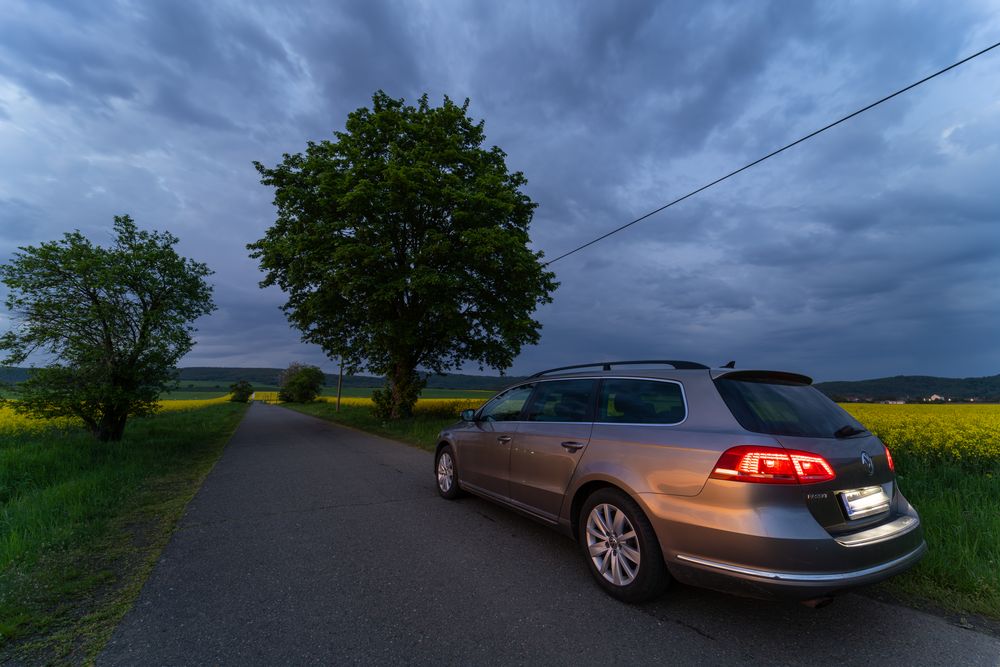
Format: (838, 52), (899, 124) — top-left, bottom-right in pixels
(838, 485), (891, 520)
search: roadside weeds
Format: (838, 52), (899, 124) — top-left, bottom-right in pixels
(0, 403), (247, 665)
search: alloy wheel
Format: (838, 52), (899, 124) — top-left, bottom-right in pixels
(586, 503), (641, 586)
(437, 451), (455, 493)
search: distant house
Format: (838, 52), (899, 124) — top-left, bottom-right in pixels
(882, 400), (905, 405)
(924, 394), (947, 402)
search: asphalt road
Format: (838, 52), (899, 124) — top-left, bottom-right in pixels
(101, 403), (1000, 666)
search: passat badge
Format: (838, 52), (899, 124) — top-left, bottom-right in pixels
(861, 451), (874, 476)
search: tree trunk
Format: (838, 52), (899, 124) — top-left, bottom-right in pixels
(387, 360), (424, 419)
(94, 408), (128, 442)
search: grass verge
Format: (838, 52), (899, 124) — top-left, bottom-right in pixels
(0, 402), (247, 664)
(285, 400), (999, 623)
(285, 401), (452, 452)
(872, 452), (999, 623)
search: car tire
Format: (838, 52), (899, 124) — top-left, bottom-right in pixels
(579, 488), (670, 603)
(435, 445), (463, 500)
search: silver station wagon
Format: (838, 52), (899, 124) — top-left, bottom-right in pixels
(434, 360), (926, 604)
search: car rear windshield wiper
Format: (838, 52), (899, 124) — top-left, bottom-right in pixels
(834, 425), (868, 438)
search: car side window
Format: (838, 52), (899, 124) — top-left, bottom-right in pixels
(523, 379), (596, 422)
(479, 384), (534, 422)
(598, 379), (686, 424)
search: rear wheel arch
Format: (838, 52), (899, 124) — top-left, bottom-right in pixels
(577, 485), (671, 601)
(571, 480), (637, 542)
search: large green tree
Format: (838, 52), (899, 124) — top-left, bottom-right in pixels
(0, 215), (215, 441)
(250, 92), (557, 418)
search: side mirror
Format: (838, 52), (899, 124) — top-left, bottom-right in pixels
(460, 409), (476, 422)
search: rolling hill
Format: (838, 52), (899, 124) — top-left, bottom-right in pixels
(174, 367), (526, 391)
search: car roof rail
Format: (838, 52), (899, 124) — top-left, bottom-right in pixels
(528, 360), (710, 378)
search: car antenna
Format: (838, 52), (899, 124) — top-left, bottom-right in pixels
(722, 360), (736, 368)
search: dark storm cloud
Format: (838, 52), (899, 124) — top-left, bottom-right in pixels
(137, 0), (298, 98)
(1, 0), (998, 379)
(0, 9), (137, 107)
(148, 81), (241, 131)
(300, 0), (424, 106)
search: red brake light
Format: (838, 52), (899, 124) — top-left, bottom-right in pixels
(710, 446), (835, 484)
(884, 445), (895, 473)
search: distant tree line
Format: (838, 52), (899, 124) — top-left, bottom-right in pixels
(815, 375), (1000, 403)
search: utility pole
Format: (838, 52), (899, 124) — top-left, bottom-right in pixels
(336, 358), (344, 412)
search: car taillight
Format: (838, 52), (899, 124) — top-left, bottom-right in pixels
(885, 445), (895, 473)
(710, 446), (835, 484)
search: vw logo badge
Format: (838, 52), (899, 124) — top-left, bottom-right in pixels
(861, 451), (875, 476)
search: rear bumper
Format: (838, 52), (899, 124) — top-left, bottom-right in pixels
(637, 487), (927, 600)
(671, 541), (926, 599)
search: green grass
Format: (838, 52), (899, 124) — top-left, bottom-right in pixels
(286, 401), (1000, 621)
(875, 452), (1000, 620)
(0, 402), (247, 664)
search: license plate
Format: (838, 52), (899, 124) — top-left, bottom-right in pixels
(838, 485), (891, 520)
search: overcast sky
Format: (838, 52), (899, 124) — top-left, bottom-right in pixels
(1, 0), (999, 382)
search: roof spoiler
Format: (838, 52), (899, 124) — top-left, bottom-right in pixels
(712, 369), (813, 385)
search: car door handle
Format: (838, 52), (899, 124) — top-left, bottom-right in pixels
(561, 441), (585, 451)
(497, 435), (512, 444)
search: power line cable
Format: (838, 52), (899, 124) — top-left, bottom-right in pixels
(544, 39), (1000, 267)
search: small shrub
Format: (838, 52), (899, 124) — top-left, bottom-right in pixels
(229, 380), (253, 403)
(278, 363), (324, 403)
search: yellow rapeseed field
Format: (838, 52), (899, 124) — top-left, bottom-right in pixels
(156, 395), (233, 412)
(0, 404), (79, 435)
(0, 395), (234, 435)
(842, 403), (1000, 468)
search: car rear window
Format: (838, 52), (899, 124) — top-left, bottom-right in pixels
(598, 379), (686, 424)
(714, 376), (864, 438)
